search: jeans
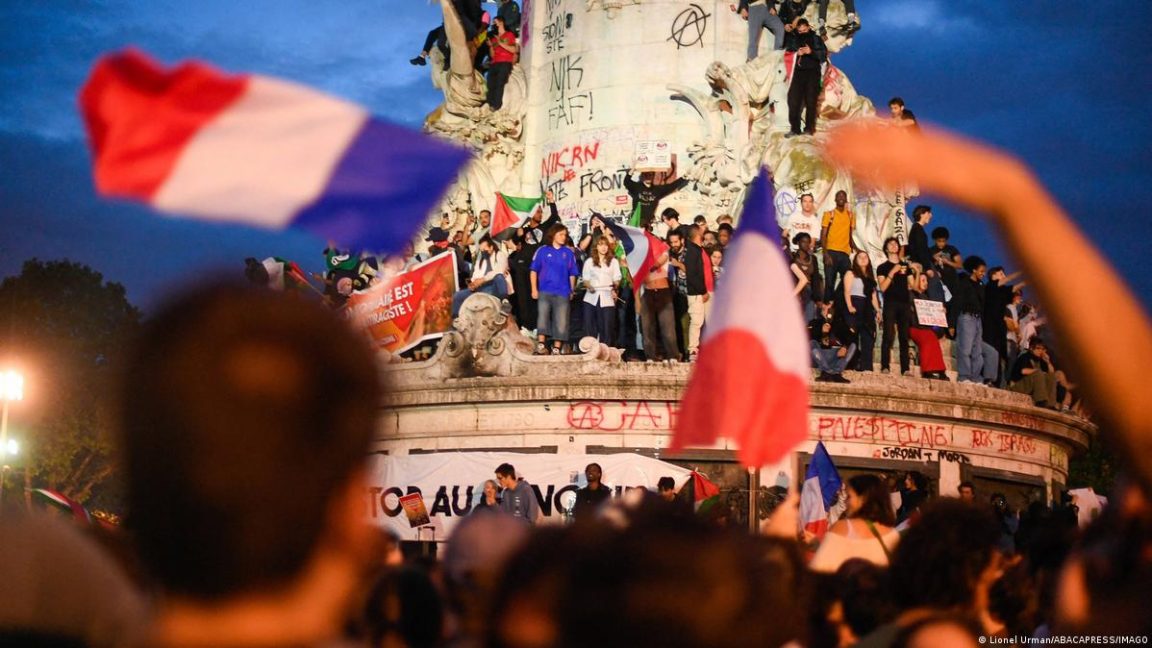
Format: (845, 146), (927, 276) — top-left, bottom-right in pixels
(640, 287), (680, 361)
(747, 3), (785, 60)
(980, 341), (1000, 383)
(537, 292), (571, 341)
(487, 62), (513, 110)
(451, 275), (508, 316)
(956, 313), (984, 382)
(823, 250), (851, 302)
(812, 342), (856, 374)
(880, 300), (911, 373)
(583, 302), (617, 344)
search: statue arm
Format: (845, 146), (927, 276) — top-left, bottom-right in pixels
(826, 123), (1152, 489)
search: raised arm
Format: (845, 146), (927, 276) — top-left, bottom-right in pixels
(825, 123), (1152, 485)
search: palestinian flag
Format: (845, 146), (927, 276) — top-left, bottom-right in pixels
(491, 193), (543, 241)
(675, 471), (722, 515)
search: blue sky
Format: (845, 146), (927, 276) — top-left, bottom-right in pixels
(1, 0), (1149, 311)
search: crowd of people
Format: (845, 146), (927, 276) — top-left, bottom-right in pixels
(2, 299), (1138, 648)
(259, 157), (1081, 416)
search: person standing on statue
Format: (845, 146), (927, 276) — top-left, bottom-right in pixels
(785, 18), (827, 137)
(624, 160), (689, 229)
(530, 224), (580, 355)
(817, 0), (860, 37)
(486, 16), (517, 111)
(639, 243), (681, 362)
(818, 189), (858, 302)
(735, 0), (786, 60)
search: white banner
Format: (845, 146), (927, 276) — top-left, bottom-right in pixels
(364, 452), (692, 541)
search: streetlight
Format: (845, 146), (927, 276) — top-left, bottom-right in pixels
(0, 370), (24, 515)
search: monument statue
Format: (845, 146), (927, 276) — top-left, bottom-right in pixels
(417, 0), (913, 263)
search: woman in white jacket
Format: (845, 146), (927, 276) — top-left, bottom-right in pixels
(581, 236), (621, 344)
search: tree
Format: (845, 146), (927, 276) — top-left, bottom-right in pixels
(0, 259), (141, 512)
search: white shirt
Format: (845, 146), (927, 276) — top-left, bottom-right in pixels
(582, 258), (621, 307)
(470, 249), (508, 284)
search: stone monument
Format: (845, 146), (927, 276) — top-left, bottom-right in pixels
(420, 0), (910, 262)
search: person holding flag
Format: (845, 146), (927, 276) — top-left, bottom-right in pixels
(809, 474), (900, 572)
(799, 441), (842, 545)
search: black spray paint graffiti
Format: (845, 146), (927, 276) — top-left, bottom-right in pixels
(549, 54), (594, 129)
(543, 10), (573, 53)
(669, 4), (710, 48)
(579, 167), (630, 198)
(879, 446), (972, 464)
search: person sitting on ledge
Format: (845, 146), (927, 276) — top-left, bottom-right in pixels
(818, 0), (860, 36)
(810, 304), (854, 383)
(1007, 337), (1059, 408)
(452, 234), (510, 316)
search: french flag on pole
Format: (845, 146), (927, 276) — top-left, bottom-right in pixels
(800, 441), (842, 540)
(79, 49), (471, 251)
(604, 220), (669, 292)
(671, 170), (810, 467)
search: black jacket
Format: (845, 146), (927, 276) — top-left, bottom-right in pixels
(786, 30), (827, 70)
(953, 274), (985, 315)
(683, 241), (711, 296)
(907, 223), (933, 269)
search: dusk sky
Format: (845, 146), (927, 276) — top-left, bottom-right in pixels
(2, 1), (1149, 311)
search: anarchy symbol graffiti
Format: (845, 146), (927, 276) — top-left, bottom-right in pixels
(775, 191), (798, 217)
(669, 3), (710, 48)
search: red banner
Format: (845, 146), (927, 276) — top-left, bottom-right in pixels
(346, 253), (458, 353)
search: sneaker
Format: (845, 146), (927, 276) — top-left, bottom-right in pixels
(785, 131), (802, 138)
(688, 352), (698, 362)
(880, 368), (891, 375)
(831, 373), (851, 384)
(815, 371), (832, 382)
(534, 342), (547, 355)
(819, 27), (828, 37)
(410, 56), (426, 66)
(551, 347), (562, 355)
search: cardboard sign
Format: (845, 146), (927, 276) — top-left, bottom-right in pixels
(633, 140), (672, 171)
(398, 492), (431, 528)
(345, 253), (458, 353)
(913, 299), (948, 327)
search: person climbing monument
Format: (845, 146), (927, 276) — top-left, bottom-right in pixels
(785, 18), (827, 137)
(734, 0), (786, 60)
(817, 0), (860, 36)
(486, 15), (518, 111)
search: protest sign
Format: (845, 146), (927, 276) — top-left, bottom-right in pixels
(346, 253), (458, 353)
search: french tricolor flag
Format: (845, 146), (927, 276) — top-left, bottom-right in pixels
(672, 171), (810, 466)
(79, 49), (471, 251)
(604, 220), (669, 292)
(800, 441), (842, 540)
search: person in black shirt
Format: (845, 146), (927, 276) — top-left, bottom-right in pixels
(661, 208), (694, 242)
(983, 266), (1023, 386)
(1008, 338), (1059, 407)
(906, 205), (934, 270)
(876, 237), (913, 375)
(810, 304), (854, 383)
(785, 19), (827, 137)
(573, 463), (612, 519)
(777, 0), (811, 49)
(930, 226), (962, 333)
(955, 256), (987, 383)
(791, 232), (823, 322)
(624, 165), (689, 229)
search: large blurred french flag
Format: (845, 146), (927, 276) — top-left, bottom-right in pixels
(603, 220), (668, 292)
(672, 171), (810, 467)
(79, 49), (471, 251)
